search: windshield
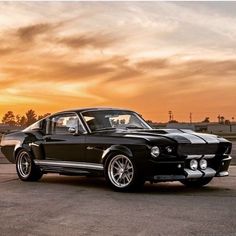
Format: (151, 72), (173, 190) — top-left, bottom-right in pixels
(81, 110), (151, 132)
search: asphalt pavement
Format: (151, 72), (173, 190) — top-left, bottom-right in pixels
(0, 141), (235, 235)
(0, 164), (236, 236)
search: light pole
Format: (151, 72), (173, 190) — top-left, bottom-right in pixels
(231, 117), (234, 133)
(168, 111), (172, 122)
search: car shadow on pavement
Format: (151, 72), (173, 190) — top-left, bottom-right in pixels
(141, 183), (232, 196)
(40, 175), (110, 191)
(39, 174), (233, 195)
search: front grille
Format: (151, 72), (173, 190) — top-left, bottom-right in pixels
(178, 143), (219, 156)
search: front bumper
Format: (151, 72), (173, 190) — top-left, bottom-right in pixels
(146, 155), (232, 182)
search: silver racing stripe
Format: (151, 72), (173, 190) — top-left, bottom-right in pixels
(190, 133), (220, 143)
(171, 133), (206, 144)
(180, 129), (219, 144)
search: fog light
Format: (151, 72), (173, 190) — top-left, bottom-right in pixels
(190, 159), (198, 170)
(199, 159), (207, 170)
(151, 146), (160, 158)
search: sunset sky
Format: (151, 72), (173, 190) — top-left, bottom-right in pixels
(0, 2), (236, 122)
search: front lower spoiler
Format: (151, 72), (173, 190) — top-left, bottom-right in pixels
(184, 167), (217, 179)
(151, 156), (232, 182)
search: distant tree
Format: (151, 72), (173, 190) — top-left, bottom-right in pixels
(146, 120), (154, 125)
(202, 117), (210, 123)
(20, 116), (27, 127)
(225, 120), (231, 125)
(38, 113), (51, 120)
(2, 111), (16, 125)
(25, 109), (37, 126)
(15, 115), (21, 126)
(220, 116), (225, 124)
(15, 114), (27, 127)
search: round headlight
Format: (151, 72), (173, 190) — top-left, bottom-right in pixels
(199, 159), (207, 170)
(190, 159), (198, 171)
(151, 146), (160, 158)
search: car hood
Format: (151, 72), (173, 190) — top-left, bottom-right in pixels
(111, 128), (229, 144)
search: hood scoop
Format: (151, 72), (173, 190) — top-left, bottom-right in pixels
(138, 129), (184, 134)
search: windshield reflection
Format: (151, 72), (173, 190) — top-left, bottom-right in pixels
(81, 110), (151, 132)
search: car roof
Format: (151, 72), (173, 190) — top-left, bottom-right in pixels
(56, 107), (134, 114)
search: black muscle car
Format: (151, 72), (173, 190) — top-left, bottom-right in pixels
(0, 108), (232, 191)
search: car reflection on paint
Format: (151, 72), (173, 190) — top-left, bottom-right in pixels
(0, 108), (232, 191)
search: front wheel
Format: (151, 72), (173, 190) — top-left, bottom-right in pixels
(105, 154), (144, 192)
(180, 177), (213, 188)
(16, 150), (43, 181)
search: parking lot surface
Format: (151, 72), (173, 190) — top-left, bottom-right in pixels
(0, 164), (236, 236)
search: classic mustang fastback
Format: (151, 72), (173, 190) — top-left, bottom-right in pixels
(0, 108), (232, 191)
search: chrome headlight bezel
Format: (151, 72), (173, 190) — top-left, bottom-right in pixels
(151, 146), (160, 158)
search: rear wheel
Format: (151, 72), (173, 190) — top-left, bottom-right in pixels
(16, 150), (43, 181)
(180, 177), (213, 187)
(105, 154), (144, 192)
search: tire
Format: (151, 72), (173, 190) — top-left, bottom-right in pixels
(104, 154), (144, 192)
(180, 177), (213, 188)
(16, 150), (43, 181)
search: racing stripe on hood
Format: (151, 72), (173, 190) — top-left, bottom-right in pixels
(125, 132), (206, 144)
(180, 129), (220, 143)
(165, 133), (206, 144)
(122, 129), (221, 144)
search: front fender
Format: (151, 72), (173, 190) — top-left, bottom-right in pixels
(101, 145), (133, 164)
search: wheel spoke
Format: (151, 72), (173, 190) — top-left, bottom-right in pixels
(124, 159), (129, 169)
(113, 165), (120, 171)
(117, 174), (123, 183)
(126, 165), (133, 170)
(124, 174), (131, 182)
(113, 172), (120, 178)
(116, 161), (123, 169)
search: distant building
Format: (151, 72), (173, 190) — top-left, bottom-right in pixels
(207, 124), (236, 133)
(161, 122), (236, 134)
(0, 124), (21, 133)
(167, 123), (196, 131)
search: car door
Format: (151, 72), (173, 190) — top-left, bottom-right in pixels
(42, 112), (87, 162)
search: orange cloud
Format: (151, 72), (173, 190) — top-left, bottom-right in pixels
(0, 2), (236, 122)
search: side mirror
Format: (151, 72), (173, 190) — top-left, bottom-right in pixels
(68, 127), (76, 134)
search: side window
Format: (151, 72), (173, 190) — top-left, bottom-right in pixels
(48, 113), (86, 135)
